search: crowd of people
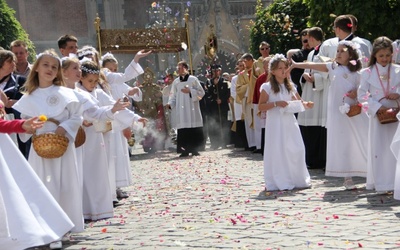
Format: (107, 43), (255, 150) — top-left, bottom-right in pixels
(3, 12), (400, 249)
(0, 35), (149, 249)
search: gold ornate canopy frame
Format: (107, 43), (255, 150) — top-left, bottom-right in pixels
(94, 10), (193, 73)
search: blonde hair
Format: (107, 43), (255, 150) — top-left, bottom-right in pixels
(61, 56), (80, 71)
(23, 49), (65, 94)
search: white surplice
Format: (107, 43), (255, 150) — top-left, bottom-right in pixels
(359, 63), (400, 191)
(324, 62), (368, 177)
(13, 85), (84, 232)
(298, 49), (328, 126)
(0, 133), (74, 249)
(261, 83), (311, 191)
(168, 75), (205, 129)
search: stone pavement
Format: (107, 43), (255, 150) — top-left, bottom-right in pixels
(56, 146), (400, 249)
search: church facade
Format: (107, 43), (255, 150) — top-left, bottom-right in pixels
(7, 0), (272, 78)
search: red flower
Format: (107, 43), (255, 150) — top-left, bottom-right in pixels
(347, 23), (353, 28)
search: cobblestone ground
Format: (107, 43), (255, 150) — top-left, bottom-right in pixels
(36, 146), (400, 250)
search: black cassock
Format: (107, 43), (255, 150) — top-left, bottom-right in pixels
(204, 77), (231, 149)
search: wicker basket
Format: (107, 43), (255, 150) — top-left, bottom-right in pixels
(376, 97), (400, 124)
(32, 118), (69, 158)
(343, 97), (362, 117)
(74, 126), (86, 148)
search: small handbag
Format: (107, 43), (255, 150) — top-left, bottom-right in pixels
(376, 97), (400, 124)
(375, 65), (399, 124)
(74, 126), (86, 148)
(280, 100), (305, 114)
(342, 96), (362, 117)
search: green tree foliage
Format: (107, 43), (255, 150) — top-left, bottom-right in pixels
(249, 0), (309, 57)
(0, 0), (35, 59)
(304, 0), (400, 42)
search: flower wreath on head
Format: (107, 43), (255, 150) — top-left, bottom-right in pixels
(268, 53), (286, 71)
(80, 57), (100, 74)
(77, 48), (94, 59)
(100, 52), (117, 64)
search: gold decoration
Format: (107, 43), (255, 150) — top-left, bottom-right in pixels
(98, 27), (188, 53)
(204, 24), (218, 60)
(142, 68), (155, 85)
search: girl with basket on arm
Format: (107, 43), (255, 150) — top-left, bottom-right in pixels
(0, 99), (74, 250)
(358, 36), (400, 194)
(289, 40), (369, 190)
(13, 49), (84, 249)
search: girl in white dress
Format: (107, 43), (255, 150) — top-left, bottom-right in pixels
(13, 49), (84, 248)
(77, 60), (118, 221)
(0, 104), (74, 250)
(61, 57), (129, 207)
(80, 48), (148, 199)
(101, 52), (147, 195)
(359, 36), (400, 194)
(290, 41), (369, 190)
(258, 54), (313, 191)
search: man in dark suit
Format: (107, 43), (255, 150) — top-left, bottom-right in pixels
(287, 29), (312, 97)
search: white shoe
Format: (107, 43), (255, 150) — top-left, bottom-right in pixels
(343, 178), (356, 190)
(49, 240), (62, 249)
(62, 232), (71, 241)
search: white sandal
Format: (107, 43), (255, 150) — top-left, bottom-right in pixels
(49, 240), (62, 249)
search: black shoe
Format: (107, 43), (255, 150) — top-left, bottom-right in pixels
(179, 153), (189, 157)
(192, 151), (200, 156)
(113, 201), (123, 208)
(252, 149), (263, 154)
(246, 146), (256, 151)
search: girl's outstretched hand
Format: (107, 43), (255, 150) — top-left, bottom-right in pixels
(285, 62), (297, 76)
(112, 99), (130, 113)
(134, 50), (152, 63)
(22, 117), (45, 134)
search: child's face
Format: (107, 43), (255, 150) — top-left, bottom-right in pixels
(375, 48), (392, 67)
(104, 61), (118, 72)
(335, 45), (350, 66)
(63, 62), (81, 83)
(80, 73), (99, 92)
(36, 55), (59, 84)
(271, 61), (288, 81)
(1, 58), (15, 75)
